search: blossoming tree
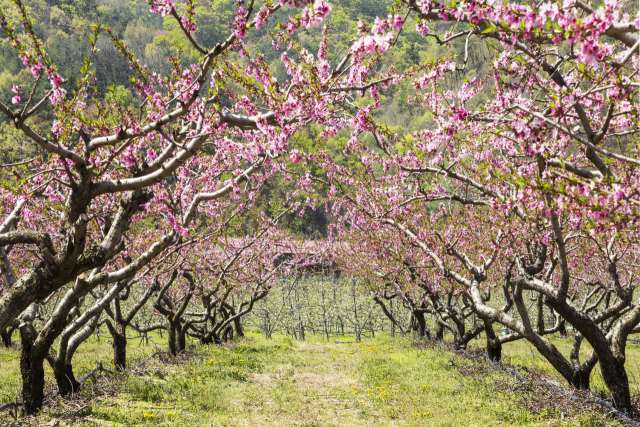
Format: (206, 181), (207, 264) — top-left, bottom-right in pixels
(312, 0), (639, 412)
(0, 0), (407, 414)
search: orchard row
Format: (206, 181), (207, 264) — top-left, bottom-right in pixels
(0, 0), (637, 416)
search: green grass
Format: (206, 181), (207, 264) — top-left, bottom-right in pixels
(0, 330), (638, 426)
(501, 336), (640, 396)
(0, 330), (164, 407)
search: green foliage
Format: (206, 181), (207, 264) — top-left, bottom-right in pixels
(105, 84), (136, 110)
(576, 413), (606, 427)
(125, 376), (166, 402)
(0, 0), (498, 237)
(154, 15), (200, 60)
(49, 0), (98, 20)
(0, 121), (38, 164)
(194, 0), (236, 49)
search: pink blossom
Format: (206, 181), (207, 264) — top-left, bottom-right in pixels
(416, 20), (430, 36)
(289, 149), (303, 164)
(577, 41), (602, 66)
(372, 17), (385, 35)
(357, 20), (367, 36)
(50, 74), (63, 89)
(51, 120), (61, 134)
(392, 14), (405, 30)
(313, 0), (331, 19)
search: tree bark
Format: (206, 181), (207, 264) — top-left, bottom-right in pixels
(550, 299), (632, 410)
(104, 279), (158, 370)
(0, 327), (12, 347)
(52, 361), (80, 397)
(112, 323), (127, 371)
(222, 324), (234, 342)
(599, 356), (632, 410)
(233, 317), (244, 338)
(19, 323), (45, 415)
(435, 322), (444, 340)
(178, 322), (186, 351)
(21, 354), (45, 415)
(558, 320), (568, 337)
(412, 310), (428, 338)
(168, 320), (185, 356)
(483, 318), (502, 361)
(536, 294), (545, 334)
(168, 321), (178, 356)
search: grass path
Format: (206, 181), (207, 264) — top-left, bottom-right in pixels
(70, 336), (627, 426)
(1, 333), (635, 426)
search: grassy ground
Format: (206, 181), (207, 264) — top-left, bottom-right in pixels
(0, 330), (638, 426)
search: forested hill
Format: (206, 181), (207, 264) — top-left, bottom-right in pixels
(0, 0), (491, 236)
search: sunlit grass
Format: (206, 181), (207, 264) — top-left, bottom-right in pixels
(0, 329), (637, 426)
(0, 328), (166, 407)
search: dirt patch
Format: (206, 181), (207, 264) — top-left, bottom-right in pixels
(156, 348), (202, 365)
(247, 371), (352, 391)
(293, 372), (353, 389)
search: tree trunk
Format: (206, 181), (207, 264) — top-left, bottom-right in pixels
(167, 320), (186, 356)
(550, 300), (631, 411)
(53, 361), (80, 397)
(413, 311), (427, 338)
(19, 327), (45, 415)
(435, 322), (444, 340)
(570, 368), (591, 390)
(0, 327), (12, 347)
(177, 322), (185, 351)
(552, 307), (567, 336)
(483, 319), (502, 361)
(21, 355), (45, 415)
(222, 325), (234, 342)
(233, 317), (244, 338)
(569, 336), (624, 404)
(112, 328), (127, 370)
(599, 359), (631, 411)
(201, 333), (213, 345)
(212, 329), (223, 345)
(168, 321), (179, 356)
(536, 295), (545, 334)
(106, 320), (128, 370)
(558, 320), (568, 337)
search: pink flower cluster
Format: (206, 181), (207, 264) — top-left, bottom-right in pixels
(148, 0), (175, 17)
(371, 14), (405, 34)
